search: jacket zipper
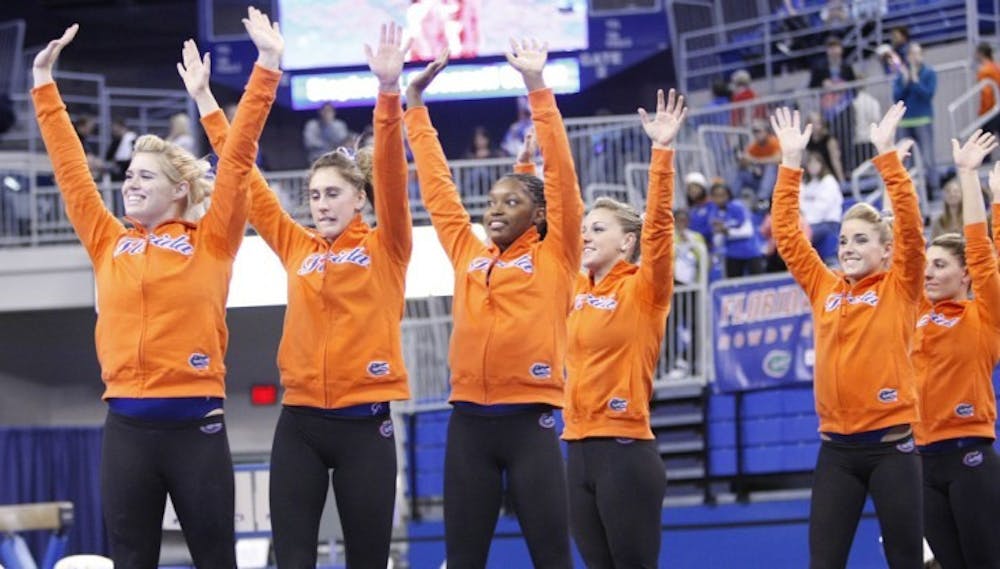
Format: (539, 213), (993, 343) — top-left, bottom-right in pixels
(137, 233), (150, 394)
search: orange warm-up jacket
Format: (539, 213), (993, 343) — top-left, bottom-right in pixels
(562, 148), (676, 440)
(978, 61), (1000, 116)
(32, 64), (280, 399)
(912, 222), (1000, 445)
(201, 92), (411, 408)
(403, 88), (584, 406)
(772, 152), (925, 434)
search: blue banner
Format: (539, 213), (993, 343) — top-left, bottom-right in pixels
(711, 275), (815, 393)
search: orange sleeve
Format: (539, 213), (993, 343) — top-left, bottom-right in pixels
(965, 222), (1000, 333)
(992, 203), (1000, 259)
(874, 151), (926, 302)
(514, 162), (537, 175)
(403, 106), (478, 265)
(371, 92), (412, 265)
(635, 148), (675, 309)
(200, 109), (310, 265)
(529, 88), (584, 271)
(200, 64), (281, 258)
(31, 82), (123, 262)
(771, 165), (834, 299)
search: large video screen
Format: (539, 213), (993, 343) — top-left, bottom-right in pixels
(279, 0), (589, 70)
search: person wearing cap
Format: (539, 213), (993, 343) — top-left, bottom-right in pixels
(684, 171), (713, 246)
(731, 69), (764, 127)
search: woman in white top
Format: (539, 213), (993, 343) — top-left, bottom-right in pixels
(800, 150), (843, 261)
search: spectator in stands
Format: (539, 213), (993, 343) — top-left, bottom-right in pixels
(851, 76), (882, 166)
(976, 42), (1000, 135)
(564, 87), (684, 569)
(106, 118), (137, 181)
(708, 180), (765, 277)
(182, 24), (410, 568)
(800, 151), (843, 262)
(32, 12), (281, 568)
(501, 95), (533, 156)
(890, 26), (910, 64)
(166, 112), (196, 155)
(302, 102), (351, 163)
(675, 208), (706, 285)
(914, 131), (1000, 569)
(73, 113), (105, 174)
(893, 42), (939, 200)
(809, 35), (857, 89)
(464, 125), (502, 159)
(771, 103), (926, 569)
(929, 175), (963, 238)
(806, 111), (846, 182)
(702, 79), (731, 127)
(406, 40), (581, 568)
(736, 119), (781, 198)
(731, 69), (763, 127)
(684, 171), (713, 243)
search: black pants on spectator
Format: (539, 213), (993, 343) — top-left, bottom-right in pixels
(808, 437), (923, 569)
(101, 411), (236, 569)
(444, 406), (572, 569)
(269, 406), (397, 569)
(923, 442), (1000, 569)
(567, 438), (666, 569)
(726, 256), (766, 278)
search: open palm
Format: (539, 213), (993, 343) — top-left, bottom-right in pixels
(769, 107), (812, 156)
(870, 101), (906, 155)
(639, 88), (687, 147)
(952, 130), (997, 171)
(505, 38), (548, 76)
(242, 7), (283, 57)
(34, 24), (78, 71)
(176, 39), (211, 98)
(366, 23), (412, 88)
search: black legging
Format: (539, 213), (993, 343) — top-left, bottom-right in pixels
(808, 436), (923, 569)
(444, 406), (572, 569)
(567, 438), (666, 569)
(923, 441), (1000, 569)
(101, 411), (236, 569)
(269, 406), (397, 569)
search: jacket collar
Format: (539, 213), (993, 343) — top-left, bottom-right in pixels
(487, 226), (540, 259)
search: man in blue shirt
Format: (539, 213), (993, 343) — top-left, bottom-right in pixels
(892, 42), (938, 200)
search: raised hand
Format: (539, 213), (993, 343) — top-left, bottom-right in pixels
(516, 128), (537, 164)
(638, 88), (688, 149)
(505, 38), (548, 91)
(176, 39), (220, 116)
(243, 7), (283, 70)
(896, 138), (914, 162)
(952, 130), (998, 171)
(33, 24), (79, 86)
(405, 49), (449, 108)
(870, 101), (906, 156)
(177, 40), (211, 98)
(769, 107), (812, 169)
(990, 162), (1000, 204)
(365, 22), (412, 93)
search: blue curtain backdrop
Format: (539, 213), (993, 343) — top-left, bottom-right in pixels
(0, 427), (107, 558)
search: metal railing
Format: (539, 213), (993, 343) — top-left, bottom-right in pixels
(675, 0), (970, 93)
(948, 78), (1000, 142)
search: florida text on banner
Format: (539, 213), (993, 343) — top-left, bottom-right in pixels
(711, 275), (815, 393)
